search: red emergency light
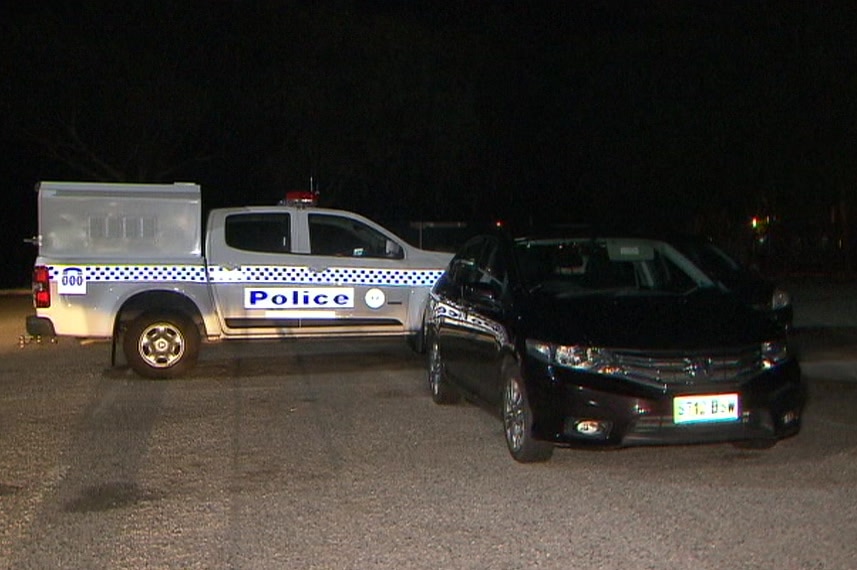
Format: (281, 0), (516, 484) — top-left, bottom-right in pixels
(281, 191), (318, 207)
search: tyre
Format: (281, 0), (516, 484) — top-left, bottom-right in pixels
(123, 311), (200, 379)
(502, 362), (553, 463)
(426, 333), (460, 404)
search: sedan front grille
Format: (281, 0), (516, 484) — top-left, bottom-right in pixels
(609, 346), (762, 387)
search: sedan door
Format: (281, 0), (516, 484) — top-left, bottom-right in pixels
(432, 238), (487, 391)
(457, 237), (511, 406)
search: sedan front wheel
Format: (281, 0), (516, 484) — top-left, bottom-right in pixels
(502, 362), (553, 463)
(427, 334), (460, 405)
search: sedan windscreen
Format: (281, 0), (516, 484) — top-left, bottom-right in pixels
(514, 238), (713, 296)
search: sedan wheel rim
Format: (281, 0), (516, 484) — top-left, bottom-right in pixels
(138, 322), (185, 368)
(504, 378), (525, 452)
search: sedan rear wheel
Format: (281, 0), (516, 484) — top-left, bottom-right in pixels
(502, 363), (553, 463)
(427, 334), (459, 405)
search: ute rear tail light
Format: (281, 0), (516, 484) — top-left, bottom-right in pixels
(32, 265), (51, 308)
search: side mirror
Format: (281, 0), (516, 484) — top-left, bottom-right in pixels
(465, 282), (501, 304)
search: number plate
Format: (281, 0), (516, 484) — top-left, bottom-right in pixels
(673, 394), (739, 424)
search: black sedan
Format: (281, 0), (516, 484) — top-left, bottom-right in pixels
(425, 230), (806, 462)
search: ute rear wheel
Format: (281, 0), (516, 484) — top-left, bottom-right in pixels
(502, 361), (553, 463)
(123, 311), (199, 379)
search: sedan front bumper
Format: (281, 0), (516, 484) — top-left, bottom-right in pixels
(524, 359), (805, 448)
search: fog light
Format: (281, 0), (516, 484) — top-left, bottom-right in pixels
(575, 420), (609, 437)
(782, 410), (800, 425)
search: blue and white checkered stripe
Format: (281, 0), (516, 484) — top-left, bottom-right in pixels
(207, 265), (443, 286)
(47, 265), (208, 282)
(47, 264), (444, 287)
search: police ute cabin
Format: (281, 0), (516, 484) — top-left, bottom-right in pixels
(26, 181), (452, 378)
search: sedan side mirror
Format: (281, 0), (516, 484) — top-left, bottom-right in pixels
(464, 282), (501, 305)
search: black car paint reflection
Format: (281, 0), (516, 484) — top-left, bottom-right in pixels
(425, 231), (806, 463)
(667, 234), (793, 330)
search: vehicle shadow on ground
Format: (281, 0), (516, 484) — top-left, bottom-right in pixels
(103, 338), (425, 380)
(468, 378), (857, 484)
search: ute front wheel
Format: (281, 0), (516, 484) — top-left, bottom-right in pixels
(123, 312), (199, 379)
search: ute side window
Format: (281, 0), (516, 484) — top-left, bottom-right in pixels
(225, 213), (291, 253)
(308, 214), (404, 259)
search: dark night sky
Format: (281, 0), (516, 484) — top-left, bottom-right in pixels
(1, 1), (855, 287)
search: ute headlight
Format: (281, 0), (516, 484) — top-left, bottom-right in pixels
(771, 288), (790, 311)
(761, 340), (789, 369)
(526, 340), (613, 372)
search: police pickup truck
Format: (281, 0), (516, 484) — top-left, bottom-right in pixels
(26, 181), (452, 378)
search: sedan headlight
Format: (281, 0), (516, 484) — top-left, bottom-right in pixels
(526, 340), (612, 371)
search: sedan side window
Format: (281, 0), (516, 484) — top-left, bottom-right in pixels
(480, 239), (508, 291)
(649, 251), (698, 292)
(448, 238), (486, 285)
(308, 214), (404, 259)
